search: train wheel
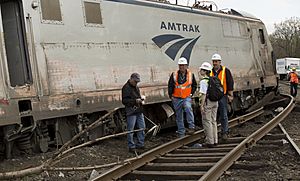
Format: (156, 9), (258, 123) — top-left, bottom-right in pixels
(17, 133), (33, 154)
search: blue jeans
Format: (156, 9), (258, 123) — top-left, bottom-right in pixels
(172, 97), (195, 137)
(218, 95), (229, 134)
(126, 113), (145, 149)
(290, 83), (298, 97)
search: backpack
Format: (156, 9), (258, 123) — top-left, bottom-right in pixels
(204, 76), (224, 101)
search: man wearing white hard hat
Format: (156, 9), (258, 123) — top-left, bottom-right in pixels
(210, 53), (234, 140)
(199, 62), (219, 147)
(168, 57), (197, 137)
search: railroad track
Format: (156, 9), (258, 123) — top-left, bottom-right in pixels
(93, 94), (294, 181)
(277, 123), (300, 156)
(279, 80), (299, 89)
(279, 80), (290, 86)
(221, 122), (300, 180)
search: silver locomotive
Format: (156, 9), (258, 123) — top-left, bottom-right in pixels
(0, 0), (276, 158)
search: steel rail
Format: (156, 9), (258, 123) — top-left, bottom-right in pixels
(93, 107), (264, 180)
(278, 123), (300, 157)
(199, 94), (295, 181)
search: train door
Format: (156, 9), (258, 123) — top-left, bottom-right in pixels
(1, 0), (32, 86)
(0, 0), (36, 97)
(257, 28), (273, 75)
(250, 25), (266, 77)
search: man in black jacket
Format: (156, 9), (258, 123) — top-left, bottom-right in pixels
(122, 73), (145, 153)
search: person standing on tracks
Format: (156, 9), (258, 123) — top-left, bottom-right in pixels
(168, 57), (197, 137)
(289, 67), (299, 97)
(122, 73), (146, 153)
(210, 53), (234, 140)
(199, 62), (218, 147)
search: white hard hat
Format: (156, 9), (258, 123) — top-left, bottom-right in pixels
(178, 57), (188, 65)
(199, 62), (212, 71)
(211, 53), (222, 61)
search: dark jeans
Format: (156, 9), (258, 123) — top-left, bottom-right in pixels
(172, 97), (195, 137)
(290, 83), (298, 97)
(217, 95), (229, 134)
(127, 113), (145, 149)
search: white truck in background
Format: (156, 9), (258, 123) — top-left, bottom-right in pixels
(276, 57), (300, 80)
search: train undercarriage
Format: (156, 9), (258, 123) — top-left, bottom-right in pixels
(0, 85), (278, 160)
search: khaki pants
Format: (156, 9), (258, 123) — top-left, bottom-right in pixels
(201, 99), (218, 144)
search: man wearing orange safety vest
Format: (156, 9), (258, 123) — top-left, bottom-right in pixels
(210, 53), (234, 140)
(168, 57), (197, 137)
(289, 67), (299, 97)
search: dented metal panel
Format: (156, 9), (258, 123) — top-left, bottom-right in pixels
(0, 43), (6, 100)
(0, 0), (276, 126)
(31, 0), (274, 113)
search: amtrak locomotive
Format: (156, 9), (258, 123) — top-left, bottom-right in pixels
(0, 0), (276, 158)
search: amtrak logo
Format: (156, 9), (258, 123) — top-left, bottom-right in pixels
(152, 34), (200, 64)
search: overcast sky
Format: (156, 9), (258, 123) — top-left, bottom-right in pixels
(172, 0), (300, 34)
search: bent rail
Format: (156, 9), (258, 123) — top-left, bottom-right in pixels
(278, 123), (300, 157)
(93, 107), (265, 180)
(199, 94), (294, 181)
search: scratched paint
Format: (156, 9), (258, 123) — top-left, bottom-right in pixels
(0, 0), (277, 127)
(0, 108), (5, 115)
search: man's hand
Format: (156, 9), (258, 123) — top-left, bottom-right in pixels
(136, 98), (143, 104)
(169, 96), (174, 101)
(200, 105), (204, 113)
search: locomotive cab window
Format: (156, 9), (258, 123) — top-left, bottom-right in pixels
(222, 18), (248, 38)
(259, 29), (265, 44)
(40, 0), (63, 23)
(83, 1), (103, 26)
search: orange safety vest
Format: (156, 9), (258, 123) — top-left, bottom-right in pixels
(210, 66), (227, 94)
(290, 72), (299, 84)
(172, 69), (193, 98)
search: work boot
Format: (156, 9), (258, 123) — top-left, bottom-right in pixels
(202, 143), (215, 148)
(186, 128), (195, 135)
(128, 148), (137, 154)
(136, 146), (145, 150)
(221, 133), (228, 141)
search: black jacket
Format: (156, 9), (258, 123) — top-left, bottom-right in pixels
(168, 70), (197, 98)
(122, 80), (143, 116)
(211, 65), (234, 93)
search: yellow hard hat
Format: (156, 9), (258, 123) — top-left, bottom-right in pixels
(292, 67), (296, 71)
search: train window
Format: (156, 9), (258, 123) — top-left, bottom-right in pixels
(222, 18), (248, 38)
(259, 29), (265, 44)
(239, 22), (248, 37)
(231, 20), (240, 36)
(222, 18), (232, 37)
(40, 0), (62, 22)
(83, 1), (102, 26)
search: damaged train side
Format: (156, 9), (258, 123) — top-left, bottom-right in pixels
(0, 0), (276, 158)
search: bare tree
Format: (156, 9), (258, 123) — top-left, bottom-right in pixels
(269, 17), (300, 59)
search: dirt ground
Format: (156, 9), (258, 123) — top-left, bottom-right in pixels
(0, 130), (178, 181)
(220, 82), (300, 180)
(0, 81), (299, 181)
(221, 109), (300, 180)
